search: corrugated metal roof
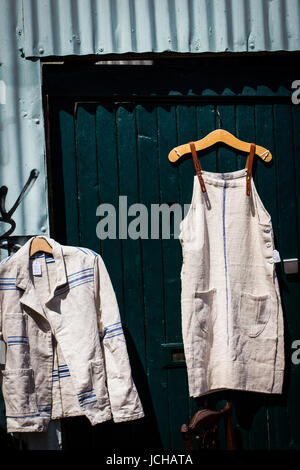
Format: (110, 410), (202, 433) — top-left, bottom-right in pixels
(22, 0), (300, 57)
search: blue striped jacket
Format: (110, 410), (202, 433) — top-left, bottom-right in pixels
(0, 236), (144, 433)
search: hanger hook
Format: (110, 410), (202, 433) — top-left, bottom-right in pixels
(216, 109), (222, 129)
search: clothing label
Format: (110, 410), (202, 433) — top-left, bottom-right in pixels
(32, 260), (42, 276)
(273, 249), (281, 263)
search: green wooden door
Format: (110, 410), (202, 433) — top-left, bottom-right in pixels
(45, 55), (300, 450)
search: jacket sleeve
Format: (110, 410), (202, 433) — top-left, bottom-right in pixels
(93, 254), (144, 423)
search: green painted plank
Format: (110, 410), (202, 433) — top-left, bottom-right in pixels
(157, 104), (181, 448)
(115, 104), (151, 447)
(292, 105), (300, 252)
(196, 104), (217, 172)
(136, 104), (169, 448)
(255, 105), (279, 236)
(274, 105), (298, 260)
(116, 103), (148, 425)
(53, 101), (80, 246)
(236, 105), (255, 174)
(116, 104), (146, 364)
(157, 105), (181, 344)
(75, 104), (100, 251)
(95, 103), (119, 244)
(216, 105), (237, 173)
(59, 106), (80, 246)
(158, 105), (180, 204)
(95, 104), (124, 315)
(177, 105), (197, 209)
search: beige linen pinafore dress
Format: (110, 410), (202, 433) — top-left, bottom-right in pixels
(179, 143), (285, 398)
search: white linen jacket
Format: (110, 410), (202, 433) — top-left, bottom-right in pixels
(0, 236), (144, 432)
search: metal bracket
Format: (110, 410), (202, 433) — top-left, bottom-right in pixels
(283, 258), (299, 275)
(161, 343), (186, 368)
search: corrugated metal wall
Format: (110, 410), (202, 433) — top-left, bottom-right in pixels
(0, 0), (49, 244)
(0, 0), (300, 242)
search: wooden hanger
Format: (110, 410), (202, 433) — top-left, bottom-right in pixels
(30, 236), (53, 256)
(168, 129), (272, 163)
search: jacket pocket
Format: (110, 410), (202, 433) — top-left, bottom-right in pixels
(194, 288), (217, 335)
(239, 292), (273, 338)
(4, 313), (29, 369)
(4, 312), (28, 345)
(2, 368), (38, 416)
(89, 359), (109, 405)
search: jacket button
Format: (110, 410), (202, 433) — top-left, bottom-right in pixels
(266, 242), (272, 248)
(264, 228), (271, 233)
(268, 258), (274, 264)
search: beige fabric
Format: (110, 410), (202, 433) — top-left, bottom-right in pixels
(0, 236), (144, 432)
(179, 168), (285, 397)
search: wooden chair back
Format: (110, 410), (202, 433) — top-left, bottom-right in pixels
(181, 402), (237, 450)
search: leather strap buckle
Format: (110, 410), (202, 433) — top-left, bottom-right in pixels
(189, 142), (207, 193)
(245, 143), (256, 196)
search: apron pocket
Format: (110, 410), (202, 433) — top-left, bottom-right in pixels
(194, 288), (217, 334)
(239, 292), (272, 338)
(2, 368), (38, 416)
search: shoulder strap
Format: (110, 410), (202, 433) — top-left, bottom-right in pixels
(189, 142), (206, 193)
(245, 143), (256, 196)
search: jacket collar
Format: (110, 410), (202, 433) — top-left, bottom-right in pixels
(15, 236), (68, 316)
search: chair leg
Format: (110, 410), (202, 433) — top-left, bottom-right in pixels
(181, 424), (194, 450)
